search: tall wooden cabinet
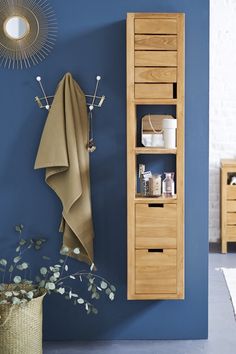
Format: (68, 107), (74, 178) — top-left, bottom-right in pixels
(127, 13), (185, 300)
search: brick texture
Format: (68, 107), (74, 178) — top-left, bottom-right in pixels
(210, 0), (236, 242)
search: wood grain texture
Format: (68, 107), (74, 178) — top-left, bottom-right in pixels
(135, 19), (177, 34)
(221, 167), (228, 253)
(135, 67), (177, 83)
(136, 203), (177, 249)
(227, 201), (236, 212)
(175, 13), (185, 298)
(135, 249), (177, 294)
(135, 35), (177, 50)
(127, 13), (185, 300)
(126, 13), (136, 300)
(135, 51), (177, 67)
(135, 83), (173, 99)
(227, 186), (236, 200)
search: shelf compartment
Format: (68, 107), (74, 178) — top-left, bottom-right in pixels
(135, 194), (177, 203)
(135, 147), (177, 155)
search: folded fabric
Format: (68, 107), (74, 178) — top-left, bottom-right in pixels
(35, 73), (94, 265)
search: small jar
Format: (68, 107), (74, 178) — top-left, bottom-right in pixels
(162, 172), (175, 198)
(149, 174), (162, 196)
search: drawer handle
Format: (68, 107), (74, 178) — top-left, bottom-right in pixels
(148, 249), (163, 253)
(148, 203), (164, 208)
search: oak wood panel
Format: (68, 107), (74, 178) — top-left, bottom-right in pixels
(135, 51), (177, 67)
(135, 84), (173, 99)
(136, 204), (177, 249)
(227, 213), (236, 225)
(135, 249), (177, 294)
(126, 13), (136, 300)
(135, 19), (177, 34)
(135, 67), (177, 83)
(226, 226), (236, 240)
(227, 186), (236, 200)
(135, 35), (177, 50)
(227, 201), (236, 212)
(175, 13), (185, 298)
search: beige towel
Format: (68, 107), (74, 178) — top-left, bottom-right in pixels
(35, 73), (94, 265)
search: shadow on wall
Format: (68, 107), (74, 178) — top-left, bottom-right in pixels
(39, 21), (161, 340)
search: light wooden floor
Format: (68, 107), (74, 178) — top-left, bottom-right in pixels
(44, 252), (236, 354)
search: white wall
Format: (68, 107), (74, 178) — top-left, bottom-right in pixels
(210, 0), (236, 242)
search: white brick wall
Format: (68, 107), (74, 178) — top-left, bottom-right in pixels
(210, 0), (236, 242)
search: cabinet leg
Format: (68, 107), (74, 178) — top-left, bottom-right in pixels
(221, 241), (227, 254)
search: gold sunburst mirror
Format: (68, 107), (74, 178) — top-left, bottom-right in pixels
(0, 0), (57, 69)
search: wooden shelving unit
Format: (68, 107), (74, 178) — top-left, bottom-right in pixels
(127, 13), (185, 300)
(221, 159), (236, 253)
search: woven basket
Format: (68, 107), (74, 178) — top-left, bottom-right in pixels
(0, 285), (46, 354)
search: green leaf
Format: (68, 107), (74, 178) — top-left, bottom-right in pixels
(27, 291), (34, 300)
(0, 259), (7, 266)
(5, 291), (13, 297)
(16, 246), (20, 252)
(109, 292), (115, 301)
(12, 297), (21, 305)
(60, 246), (69, 255)
(15, 225), (22, 233)
(100, 281), (108, 290)
(45, 282), (56, 290)
(40, 267), (47, 275)
(110, 285), (116, 292)
(77, 298), (84, 304)
(105, 288), (111, 295)
(9, 265), (14, 273)
(92, 307), (98, 315)
(19, 239), (26, 246)
(13, 256), (21, 264)
(13, 276), (21, 284)
(21, 263), (28, 270)
(57, 287), (65, 295)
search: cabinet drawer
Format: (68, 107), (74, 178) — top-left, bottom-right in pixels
(227, 213), (236, 225)
(135, 67), (177, 83)
(136, 203), (177, 248)
(135, 19), (177, 34)
(135, 249), (177, 294)
(135, 84), (173, 99)
(135, 35), (177, 50)
(227, 201), (236, 212)
(135, 51), (177, 67)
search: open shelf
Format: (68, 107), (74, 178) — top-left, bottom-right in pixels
(135, 147), (177, 155)
(135, 194), (177, 203)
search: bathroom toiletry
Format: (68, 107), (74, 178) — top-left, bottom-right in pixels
(139, 164), (145, 178)
(162, 118), (177, 149)
(162, 172), (175, 198)
(149, 174), (162, 196)
(140, 171), (152, 196)
(230, 176), (236, 185)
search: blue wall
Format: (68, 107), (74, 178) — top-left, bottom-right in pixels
(0, 0), (209, 340)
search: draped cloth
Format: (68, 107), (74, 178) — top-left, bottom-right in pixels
(34, 73), (94, 265)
